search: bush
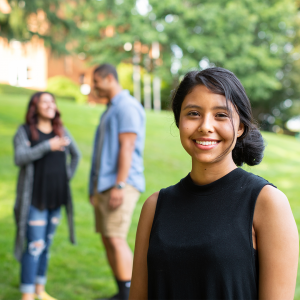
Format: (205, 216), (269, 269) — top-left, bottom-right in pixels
(47, 76), (87, 104)
(117, 63), (134, 95)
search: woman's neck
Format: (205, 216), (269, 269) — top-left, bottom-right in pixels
(37, 117), (53, 134)
(190, 155), (237, 186)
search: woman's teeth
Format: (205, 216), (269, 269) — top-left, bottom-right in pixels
(195, 140), (217, 145)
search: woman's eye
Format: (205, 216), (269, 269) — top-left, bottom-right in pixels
(216, 113), (228, 118)
(187, 111), (199, 116)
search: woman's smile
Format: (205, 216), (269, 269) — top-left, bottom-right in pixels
(193, 138), (221, 150)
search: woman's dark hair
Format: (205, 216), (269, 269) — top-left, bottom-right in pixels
(171, 67), (264, 166)
(25, 92), (63, 141)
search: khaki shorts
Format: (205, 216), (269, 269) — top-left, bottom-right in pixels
(93, 184), (140, 239)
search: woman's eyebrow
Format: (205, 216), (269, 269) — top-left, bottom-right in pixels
(212, 106), (229, 111)
(182, 104), (202, 110)
(182, 105), (229, 111)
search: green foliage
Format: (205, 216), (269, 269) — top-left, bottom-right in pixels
(117, 62), (134, 94)
(1, 0), (300, 120)
(47, 76), (87, 104)
(0, 0), (78, 53)
(116, 62), (171, 109)
(73, 0), (298, 115)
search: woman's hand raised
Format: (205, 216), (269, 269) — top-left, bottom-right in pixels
(49, 136), (70, 151)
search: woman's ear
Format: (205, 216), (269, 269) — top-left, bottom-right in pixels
(237, 122), (244, 138)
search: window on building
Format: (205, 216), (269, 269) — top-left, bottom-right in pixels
(27, 67), (32, 80)
(79, 73), (85, 84)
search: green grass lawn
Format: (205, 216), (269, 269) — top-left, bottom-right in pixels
(1, 92), (300, 299)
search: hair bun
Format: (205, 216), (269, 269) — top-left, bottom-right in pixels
(232, 127), (265, 166)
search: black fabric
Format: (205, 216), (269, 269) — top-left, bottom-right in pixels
(24, 125), (69, 210)
(147, 168), (275, 300)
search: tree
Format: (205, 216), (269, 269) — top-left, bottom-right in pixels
(1, 0), (299, 121)
(73, 0), (297, 114)
(0, 0), (78, 53)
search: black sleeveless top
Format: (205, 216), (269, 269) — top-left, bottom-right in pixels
(147, 168), (275, 300)
(23, 125), (69, 210)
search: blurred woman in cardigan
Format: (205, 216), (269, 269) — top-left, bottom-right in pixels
(13, 92), (80, 300)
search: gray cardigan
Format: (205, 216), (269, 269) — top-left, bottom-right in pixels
(13, 125), (81, 261)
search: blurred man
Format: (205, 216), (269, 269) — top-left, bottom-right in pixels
(89, 64), (145, 300)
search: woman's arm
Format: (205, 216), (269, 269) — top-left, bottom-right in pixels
(254, 185), (299, 300)
(13, 126), (51, 167)
(64, 128), (81, 180)
(129, 192), (159, 300)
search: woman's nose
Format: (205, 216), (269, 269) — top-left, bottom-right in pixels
(197, 115), (214, 133)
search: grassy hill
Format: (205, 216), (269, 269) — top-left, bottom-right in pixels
(1, 92), (300, 299)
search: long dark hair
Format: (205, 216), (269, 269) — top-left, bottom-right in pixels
(171, 67), (264, 166)
(25, 92), (63, 141)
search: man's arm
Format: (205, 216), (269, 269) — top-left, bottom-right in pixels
(109, 132), (137, 209)
(89, 126), (100, 206)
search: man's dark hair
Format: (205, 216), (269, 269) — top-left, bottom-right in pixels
(94, 64), (118, 82)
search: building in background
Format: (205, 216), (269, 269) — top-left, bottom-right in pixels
(0, 0), (101, 102)
(0, 36), (98, 100)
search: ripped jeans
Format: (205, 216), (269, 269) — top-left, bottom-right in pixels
(20, 205), (61, 293)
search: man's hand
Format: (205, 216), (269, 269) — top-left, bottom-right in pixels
(89, 195), (95, 206)
(109, 188), (124, 210)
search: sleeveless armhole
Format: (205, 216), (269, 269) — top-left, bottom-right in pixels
(249, 179), (277, 287)
(149, 188), (164, 241)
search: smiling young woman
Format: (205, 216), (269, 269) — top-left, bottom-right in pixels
(129, 68), (299, 300)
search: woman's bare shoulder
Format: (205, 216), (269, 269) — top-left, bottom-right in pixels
(254, 184), (297, 242)
(143, 191), (159, 210)
(140, 191), (159, 219)
(139, 191), (160, 229)
(255, 185), (290, 217)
